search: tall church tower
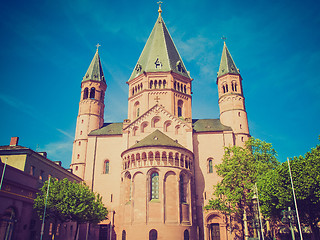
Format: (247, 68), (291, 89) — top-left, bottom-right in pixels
(127, 6), (192, 122)
(71, 47), (107, 179)
(217, 42), (250, 146)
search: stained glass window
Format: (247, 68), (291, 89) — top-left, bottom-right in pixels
(151, 172), (159, 200)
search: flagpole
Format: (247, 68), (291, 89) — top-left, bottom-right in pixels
(287, 158), (303, 240)
(0, 157), (8, 190)
(40, 176), (51, 240)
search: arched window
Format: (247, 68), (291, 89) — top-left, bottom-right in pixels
(222, 85), (226, 93)
(208, 159), (213, 173)
(141, 122), (148, 133)
(149, 229), (158, 240)
(150, 80), (153, 89)
(122, 230), (126, 240)
(134, 101), (140, 118)
(159, 80), (162, 88)
(154, 80), (158, 89)
(180, 175), (186, 203)
(104, 160), (110, 174)
(178, 100), (183, 117)
(155, 151), (160, 161)
(174, 81), (177, 90)
(142, 152), (147, 160)
(210, 224), (220, 240)
(151, 116), (160, 128)
(163, 80), (167, 88)
(83, 88), (89, 99)
(148, 151), (154, 161)
(90, 87), (95, 99)
(150, 172), (159, 200)
(225, 84), (229, 92)
(184, 230), (189, 240)
(164, 120), (172, 132)
(184, 85), (187, 93)
(132, 127), (138, 136)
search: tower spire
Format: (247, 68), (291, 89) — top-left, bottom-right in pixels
(217, 42), (239, 78)
(82, 45), (105, 83)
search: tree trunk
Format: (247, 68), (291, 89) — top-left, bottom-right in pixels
(74, 222), (79, 240)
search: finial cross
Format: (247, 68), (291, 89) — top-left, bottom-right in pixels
(96, 43), (101, 50)
(157, 1), (163, 14)
(221, 36), (227, 42)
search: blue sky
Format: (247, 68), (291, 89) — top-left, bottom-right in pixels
(0, 0), (319, 168)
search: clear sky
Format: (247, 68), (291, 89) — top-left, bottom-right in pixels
(0, 0), (319, 168)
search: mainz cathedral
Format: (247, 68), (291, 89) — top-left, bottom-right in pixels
(71, 4), (250, 240)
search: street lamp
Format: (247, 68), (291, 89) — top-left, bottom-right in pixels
(281, 207), (297, 240)
(252, 194), (261, 240)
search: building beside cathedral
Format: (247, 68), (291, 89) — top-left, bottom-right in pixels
(71, 6), (250, 240)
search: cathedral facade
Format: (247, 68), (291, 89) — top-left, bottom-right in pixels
(71, 6), (250, 240)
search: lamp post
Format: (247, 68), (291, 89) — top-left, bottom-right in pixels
(252, 194), (261, 240)
(281, 207), (296, 240)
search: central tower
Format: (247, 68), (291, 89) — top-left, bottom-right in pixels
(127, 6), (193, 122)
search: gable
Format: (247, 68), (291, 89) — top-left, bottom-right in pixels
(124, 104), (192, 149)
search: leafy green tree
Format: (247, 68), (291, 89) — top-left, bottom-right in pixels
(205, 137), (279, 237)
(34, 178), (108, 240)
(258, 141), (320, 240)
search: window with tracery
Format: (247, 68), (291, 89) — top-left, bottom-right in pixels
(150, 172), (159, 200)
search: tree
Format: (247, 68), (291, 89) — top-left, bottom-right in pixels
(205, 137), (279, 238)
(34, 178), (108, 240)
(258, 141), (320, 240)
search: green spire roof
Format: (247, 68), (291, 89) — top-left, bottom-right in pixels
(217, 42), (240, 78)
(128, 12), (191, 81)
(129, 129), (186, 150)
(82, 48), (106, 83)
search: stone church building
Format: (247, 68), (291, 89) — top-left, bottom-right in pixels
(70, 5), (250, 240)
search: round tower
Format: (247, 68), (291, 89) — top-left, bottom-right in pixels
(217, 42), (250, 146)
(119, 130), (196, 239)
(71, 47), (107, 179)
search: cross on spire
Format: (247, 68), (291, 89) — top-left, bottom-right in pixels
(221, 36), (227, 42)
(96, 43), (101, 51)
(157, 1), (163, 15)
